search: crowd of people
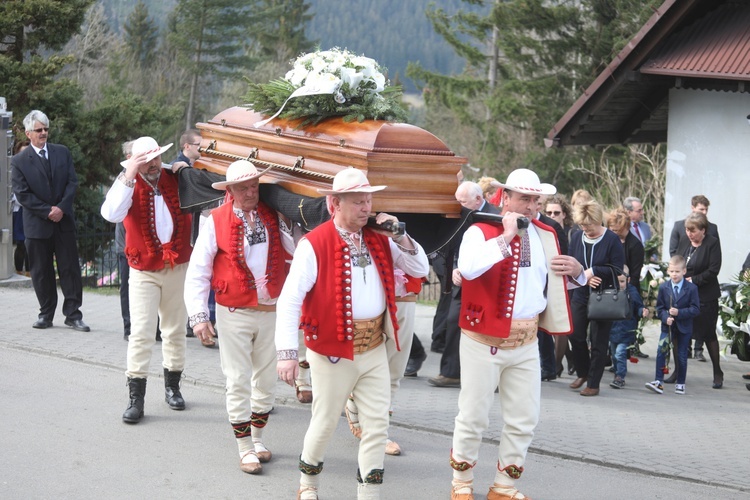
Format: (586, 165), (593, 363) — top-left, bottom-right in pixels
(9, 108), (748, 500)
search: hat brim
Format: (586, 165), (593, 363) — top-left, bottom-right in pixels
(317, 185), (387, 195)
(120, 143), (173, 168)
(211, 164), (274, 190)
(495, 182), (556, 196)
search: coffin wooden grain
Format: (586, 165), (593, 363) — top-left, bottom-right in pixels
(194, 107), (465, 217)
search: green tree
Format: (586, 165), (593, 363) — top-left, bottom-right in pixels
(0, 0), (94, 116)
(123, 1), (159, 68)
(168, 0), (262, 130)
(253, 0), (316, 63)
(406, 0), (661, 194)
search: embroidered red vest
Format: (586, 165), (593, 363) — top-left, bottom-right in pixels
(301, 220), (399, 360)
(459, 219), (573, 337)
(123, 172), (192, 271)
(210, 201), (288, 308)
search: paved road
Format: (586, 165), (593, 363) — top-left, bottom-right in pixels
(1, 284), (749, 498)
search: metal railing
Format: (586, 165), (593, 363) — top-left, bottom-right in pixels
(78, 228), (119, 288)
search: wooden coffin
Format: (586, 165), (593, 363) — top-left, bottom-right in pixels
(194, 107), (465, 217)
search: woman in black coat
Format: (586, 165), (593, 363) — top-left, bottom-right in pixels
(676, 212), (723, 388)
(567, 200), (625, 396)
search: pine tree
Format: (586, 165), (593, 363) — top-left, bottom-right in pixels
(406, 0), (661, 192)
(168, 0), (261, 130)
(123, 1), (159, 68)
(252, 0), (316, 63)
(0, 0), (94, 114)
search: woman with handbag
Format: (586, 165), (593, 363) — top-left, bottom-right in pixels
(567, 200), (625, 396)
(676, 212), (723, 388)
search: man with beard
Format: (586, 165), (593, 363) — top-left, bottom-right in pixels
(101, 136), (193, 424)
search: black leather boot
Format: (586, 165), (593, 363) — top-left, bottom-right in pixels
(164, 368), (185, 410)
(123, 377), (147, 424)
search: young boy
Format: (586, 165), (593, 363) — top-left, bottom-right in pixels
(609, 266), (648, 389)
(645, 255), (700, 395)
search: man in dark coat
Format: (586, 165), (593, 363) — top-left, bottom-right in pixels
(11, 110), (89, 331)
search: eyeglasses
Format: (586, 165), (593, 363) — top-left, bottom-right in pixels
(32, 127), (49, 133)
(545, 210), (562, 216)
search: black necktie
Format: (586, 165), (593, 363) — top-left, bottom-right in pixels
(39, 149), (51, 178)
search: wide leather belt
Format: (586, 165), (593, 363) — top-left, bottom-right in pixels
(395, 295), (417, 302)
(352, 314), (385, 354)
(463, 316), (539, 350)
(228, 304), (276, 312)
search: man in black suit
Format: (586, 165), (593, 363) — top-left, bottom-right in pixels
(428, 181), (500, 388)
(669, 195), (720, 257)
(11, 110), (89, 331)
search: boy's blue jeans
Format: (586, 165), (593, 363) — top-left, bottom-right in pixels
(655, 328), (690, 385)
(609, 341), (629, 379)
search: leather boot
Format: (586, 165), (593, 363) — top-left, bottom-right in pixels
(164, 368), (185, 410)
(123, 377), (147, 424)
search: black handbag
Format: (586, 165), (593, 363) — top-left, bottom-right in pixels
(587, 265), (631, 321)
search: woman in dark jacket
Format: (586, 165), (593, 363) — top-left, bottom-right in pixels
(676, 212), (723, 388)
(568, 200), (625, 396)
(607, 207), (644, 290)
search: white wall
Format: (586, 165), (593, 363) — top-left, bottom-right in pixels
(665, 87), (750, 283)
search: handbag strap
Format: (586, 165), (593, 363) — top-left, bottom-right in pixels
(596, 264), (626, 294)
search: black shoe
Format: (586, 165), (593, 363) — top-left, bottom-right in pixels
(164, 368), (185, 410)
(155, 330), (162, 342)
(186, 325), (195, 338)
(32, 318), (53, 329)
(541, 372), (557, 381)
(695, 350), (707, 362)
(430, 343), (444, 354)
(635, 351), (649, 359)
(746, 383), (750, 391)
(743, 373), (750, 380)
(64, 318), (90, 332)
(404, 352), (427, 377)
(427, 375), (460, 388)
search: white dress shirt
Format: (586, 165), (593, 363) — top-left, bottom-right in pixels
(275, 234), (429, 352)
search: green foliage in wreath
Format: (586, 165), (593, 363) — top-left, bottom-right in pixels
(245, 48), (408, 127)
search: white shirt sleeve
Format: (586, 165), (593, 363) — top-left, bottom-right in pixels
(389, 235), (429, 278)
(275, 238), (318, 352)
(457, 225), (506, 280)
(100, 178), (134, 223)
(184, 215), (218, 322)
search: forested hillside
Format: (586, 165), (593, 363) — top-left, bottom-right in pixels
(98, 0), (484, 92)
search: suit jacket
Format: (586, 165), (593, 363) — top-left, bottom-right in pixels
(11, 143), (78, 239)
(669, 219), (720, 257)
(629, 221), (651, 245)
(655, 280), (700, 335)
(622, 232), (644, 289)
(676, 234), (722, 303)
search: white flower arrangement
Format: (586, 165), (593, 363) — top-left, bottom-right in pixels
(245, 47), (407, 127)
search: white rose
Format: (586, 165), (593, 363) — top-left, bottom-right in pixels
(312, 56), (327, 73)
(288, 68), (309, 87)
(304, 71), (341, 93)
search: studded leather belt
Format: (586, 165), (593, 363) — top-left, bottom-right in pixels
(463, 316), (539, 350)
(352, 314), (385, 354)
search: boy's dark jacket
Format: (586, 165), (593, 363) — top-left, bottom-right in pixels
(610, 283), (645, 345)
(655, 279), (700, 334)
